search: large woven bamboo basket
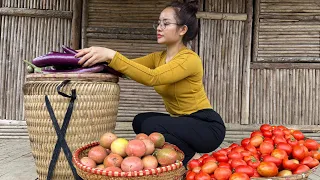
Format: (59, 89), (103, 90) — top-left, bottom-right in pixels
(23, 73), (120, 180)
(73, 142), (186, 180)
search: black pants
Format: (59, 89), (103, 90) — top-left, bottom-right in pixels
(132, 109), (226, 166)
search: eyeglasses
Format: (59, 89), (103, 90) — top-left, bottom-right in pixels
(153, 21), (182, 30)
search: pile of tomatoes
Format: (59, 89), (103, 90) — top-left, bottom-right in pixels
(186, 124), (320, 180)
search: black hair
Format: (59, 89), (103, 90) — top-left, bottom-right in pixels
(166, 0), (199, 45)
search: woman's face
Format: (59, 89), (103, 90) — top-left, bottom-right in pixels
(156, 7), (186, 45)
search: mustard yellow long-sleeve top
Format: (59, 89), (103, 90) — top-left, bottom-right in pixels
(108, 47), (212, 116)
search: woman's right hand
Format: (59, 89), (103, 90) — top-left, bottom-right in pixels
(75, 46), (116, 67)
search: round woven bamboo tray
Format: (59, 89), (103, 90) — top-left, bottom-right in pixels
(23, 73), (120, 180)
(72, 142), (186, 180)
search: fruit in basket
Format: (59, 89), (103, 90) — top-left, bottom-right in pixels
(96, 164), (105, 170)
(141, 139), (155, 155)
(277, 169), (292, 177)
(293, 164), (310, 174)
(88, 145), (108, 164)
(111, 138), (129, 157)
(135, 133), (149, 140)
(105, 166), (122, 172)
(229, 172), (250, 180)
(103, 153), (123, 167)
(156, 148), (178, 166)
(257, 162), (278, 177)
(99, 132), (117, 149)
(213, 167), (232, 180)
(125, 139), (146, 157)
(149, 132), (165, 148)
(80, 157), (96, 168)
(142, 155), (158, 170)
(121, 156), (144, 172)
(304, 139), (319, 151)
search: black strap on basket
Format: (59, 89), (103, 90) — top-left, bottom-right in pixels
(45, 80), (82, 180)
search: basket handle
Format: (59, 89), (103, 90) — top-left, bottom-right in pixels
(45, 80), (82, 180)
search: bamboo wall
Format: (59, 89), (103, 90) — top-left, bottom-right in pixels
(250, 0), (320, 125)
(199, 0), (248, 124)
(253, 0), (320, 62)
(0, 0), (75, 121)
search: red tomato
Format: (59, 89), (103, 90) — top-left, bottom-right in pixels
(292, 145), (306, 160)
(260, 124), (272, 132)
(251, 131), (263, 138)
(186, 171), (196, 180)
(216, 155), (228, 163)
(276, 142), (292, 155)
(245, 144), (257, 154)
(213, 167), (232, 180)
(247, 157), (261, 169)
(298, 140), (305, 146)
(194, 171), (211, 180)
(300, 156), (319, 168)
(202, 156), (217, 164)
(240, 151), (252, 157)
(304, 139), (319, 151)
(250, 135), (264, 147)
(229, 143), (239, 149)
(252, 169), (260, 177)
(273, 129), (284, 137)
(263, 138), (274, 145)
(232, 146), (245, 153)
(282, 158), (300, 171)
(271, 149), (288, 160)
(230, 159), (247, 169)
(287, 137), (298, 147)
(308, 158), (319, 168)
(241, 138), (251, 147)
(218, 162), (231, 170)
(201, 153), (209, 159)
(293, 165), (310, 174)
(277, 125), (288, 130)
(262, 155), (282, 167)
(201, 161), (218, 174)
(310, 151), (320, 160)
(259, 142), (274, 155)
(262, 130), (273, 138)
(273, 135), (287, 144)
(292, 130), (305, 140)
(257, 162), (278, 177)
(228, 151), (243, 160)
(188, 159), (201, 170)
(229, 172), (250, 180)
(234, 165), (254, 177)
(283, 129), (291, 136)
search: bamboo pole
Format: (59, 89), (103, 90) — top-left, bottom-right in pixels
(241, 0), (253, 124)
(252, 0), (260, 62)
(197, 11), (248, 21)
(0, 7), (72, 19)
(82, 0), (88, 48)
(71, 0), (82, 49)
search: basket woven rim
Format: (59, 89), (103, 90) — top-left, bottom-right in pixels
(26, 73), (119, 82)
(72, 141), (184, 177)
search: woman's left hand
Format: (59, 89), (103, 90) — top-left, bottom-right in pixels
(75, 46), (116, 67)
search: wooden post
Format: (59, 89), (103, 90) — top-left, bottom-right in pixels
(71, 0), (82, 50)
(252, 0), (260, 62)
(82, 0), (88, 48)
(241, 0), (254, 124)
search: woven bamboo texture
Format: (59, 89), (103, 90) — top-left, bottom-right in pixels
(23, 73), (120, 180)
(73, 142), (186, 180)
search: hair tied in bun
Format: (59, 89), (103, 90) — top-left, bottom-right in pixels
(187, 0), (199, 14)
